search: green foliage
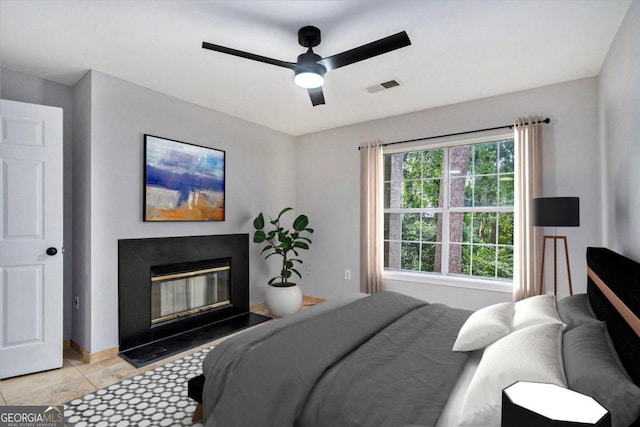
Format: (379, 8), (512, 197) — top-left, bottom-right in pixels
(497, 247), (514, 279)
(400, 149), (444, 209)
(384, 139), (515, 280)
(401, 213), (440, 243)
(497, 212), (514, 245)
(253, 207), (314, 287)
(472, 246), (498, 278)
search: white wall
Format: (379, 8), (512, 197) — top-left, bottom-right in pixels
(75, 71), (296, 353)
(0, 68), (75, 340)
(71, 72), (93, 350)
(1, 67), (298, 354)
(296, 77), (603, 310)
(599, 0), (640, 260)
(4, 59), (622, 348)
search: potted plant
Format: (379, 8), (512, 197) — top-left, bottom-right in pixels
(253, 207), (313, 317)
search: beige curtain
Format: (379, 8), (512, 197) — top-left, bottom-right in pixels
(360, 141), (384, 294)
(513, 116), (543, 301)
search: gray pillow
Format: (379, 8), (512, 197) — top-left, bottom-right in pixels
(557, 293), (599, 330)
(563, 322), (640, 427)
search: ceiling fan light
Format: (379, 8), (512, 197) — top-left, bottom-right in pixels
(294, 62), (326, 89)
(294, 71), (324, 89)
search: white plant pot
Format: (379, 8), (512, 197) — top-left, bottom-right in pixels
(265, 283), (302, 317)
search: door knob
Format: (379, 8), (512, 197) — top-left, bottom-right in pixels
(46, 247), (58, 256)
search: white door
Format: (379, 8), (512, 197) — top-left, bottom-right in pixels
(0, 99), (63, 379)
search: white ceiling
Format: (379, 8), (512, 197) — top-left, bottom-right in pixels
(0, 0), (631, 136)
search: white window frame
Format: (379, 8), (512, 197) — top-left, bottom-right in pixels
(383, 133), (514, 292)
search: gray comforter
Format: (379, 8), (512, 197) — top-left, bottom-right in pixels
(202, 291), (471, 427)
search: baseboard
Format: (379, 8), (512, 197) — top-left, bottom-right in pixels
(70, 340), (119, 364)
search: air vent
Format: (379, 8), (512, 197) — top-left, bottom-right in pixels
(381, 80), (400, 89)
(366, 79), (401, 93)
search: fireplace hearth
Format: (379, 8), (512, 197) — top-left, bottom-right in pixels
(118, 234), (270, 367)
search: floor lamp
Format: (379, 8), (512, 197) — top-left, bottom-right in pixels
(533, 197), (580, 296)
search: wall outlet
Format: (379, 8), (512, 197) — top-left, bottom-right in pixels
(74, 296), (80, 310)
(344, 269), (351, 280)
(307, 266), (313, 276)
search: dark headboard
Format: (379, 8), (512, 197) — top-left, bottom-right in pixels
(586, 247), (640, 386)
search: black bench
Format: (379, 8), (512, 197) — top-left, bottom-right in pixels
(188, 374), (205, 422)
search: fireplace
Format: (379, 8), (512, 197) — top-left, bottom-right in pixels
(150, 259), (231, 325)
(118, 234), (268, 366)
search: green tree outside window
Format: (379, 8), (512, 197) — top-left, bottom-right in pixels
(383, 138), (514, 281)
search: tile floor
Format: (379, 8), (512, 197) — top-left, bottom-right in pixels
(0, 328), (241, 407)
(0, 296), (324, 407)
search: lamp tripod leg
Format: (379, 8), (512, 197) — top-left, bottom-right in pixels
(553, 236), (558, 296)
(539, 237), (547, 295)
(562, 236), (573, 295)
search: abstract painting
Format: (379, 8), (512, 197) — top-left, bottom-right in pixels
(144, 135), (225, 221)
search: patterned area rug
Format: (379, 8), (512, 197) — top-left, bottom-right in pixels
(65, 347), (212, 426)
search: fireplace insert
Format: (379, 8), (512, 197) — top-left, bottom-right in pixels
(118, 234), (268, 366)
(150, 259), (231, 325)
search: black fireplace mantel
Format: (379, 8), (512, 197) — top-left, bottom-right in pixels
(118, 234), (250, 353)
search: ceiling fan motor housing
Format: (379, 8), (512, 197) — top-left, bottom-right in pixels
(297, 51), (324, 70)
(295, 27), (325, 89)
(294, 51), (326, 89)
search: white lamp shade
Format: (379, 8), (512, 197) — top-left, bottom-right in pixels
(502, 381), (611, 426)
(294, 71), (324, 89)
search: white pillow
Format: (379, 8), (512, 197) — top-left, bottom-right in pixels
(453, 301), (514, 351)
(458, 323), (567, 426)
(511, 294), (564, 331)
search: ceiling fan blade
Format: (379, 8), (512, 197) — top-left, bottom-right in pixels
(308, 88), (325, 106)
(202, 41), (296, 70)
(319, 31), (411, 71)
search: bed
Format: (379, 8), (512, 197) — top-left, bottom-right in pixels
(200, 247), (640, 427)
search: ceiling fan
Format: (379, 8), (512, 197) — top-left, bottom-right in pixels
(202, 26), (411, 106)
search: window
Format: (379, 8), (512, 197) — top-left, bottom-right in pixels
(383, 137), (515, 281)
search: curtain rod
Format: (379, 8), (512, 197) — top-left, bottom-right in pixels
(359, 117), (550, 150)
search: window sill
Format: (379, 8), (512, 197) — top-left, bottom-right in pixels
(383, 270), (513, 294)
